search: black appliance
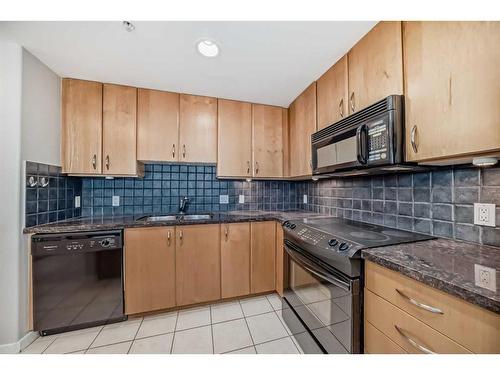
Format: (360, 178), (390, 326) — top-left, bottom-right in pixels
(281, 217), (433, 353)
(311, 95), (429, 177)
(31, 231), (126, 336)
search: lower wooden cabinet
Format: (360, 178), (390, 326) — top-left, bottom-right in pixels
(175, 224), (221, 306)
(364, 320), (406, 354)
(275, 223), (285, 297)
(124, 227), (176, 315)
(220, 223), (251, 299)
(250, 221), (276, 294)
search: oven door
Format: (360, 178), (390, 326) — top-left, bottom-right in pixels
(283, 243), (361, 354)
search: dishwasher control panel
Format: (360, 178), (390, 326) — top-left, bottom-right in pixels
(32, 231), (122, 255)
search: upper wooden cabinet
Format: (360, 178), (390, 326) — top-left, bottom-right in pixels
(137, 89), (180, 162)
(403, 21), (500, 162)
(348, 21), (403, 114)
(289, 82), (317, 177)
(217, 99), (252, 177)
(179, 94), (217, 163)
(250, 221), (276, 294)
(124, 227), (176, 315)
(61, 79), (103, 174)
(175, 224), (221, 306)
(317, 55), (348, 129)
(102, 84), (138, 175)
(252, 104), (285, 178)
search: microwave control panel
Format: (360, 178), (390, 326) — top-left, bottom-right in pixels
(367, 120), (388, 162)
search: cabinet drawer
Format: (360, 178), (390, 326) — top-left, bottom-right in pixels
(365, 290), (471, 354)
(364, 320), (406, 354)
(365, 261), (500, 353)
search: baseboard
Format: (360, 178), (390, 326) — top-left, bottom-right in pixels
(0, 331), (38, 354)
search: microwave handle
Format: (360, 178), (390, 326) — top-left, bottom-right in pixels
(356, 124), (369, 165)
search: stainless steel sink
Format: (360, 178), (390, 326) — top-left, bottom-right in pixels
(179, 214), (212, 220)
(140, 215), (177, 222)
(137, 213), (213, 222)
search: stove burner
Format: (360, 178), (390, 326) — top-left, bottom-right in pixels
(381, 229), (414, 238)
(349, 231), (390, 241)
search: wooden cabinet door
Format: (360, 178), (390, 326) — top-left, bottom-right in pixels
(317, 55), (348, 129)
(404, 21), (500, 162)
(289, 82), (317, 177)
(179, 94), (217, 163)
(102, 84), (138, 175)
(137, 88), (179, 162)
(61, 79), (103, 174)
(348, 21), (403, 114)
(220, 223), (250, 299)
(252, 104), (284, 178)
(275, 223), (285, 297)
(217, 99), (252, 177)
(176, 224), (221, 306)
(124, 227), (176, 314)
(250, 221), (276, 294)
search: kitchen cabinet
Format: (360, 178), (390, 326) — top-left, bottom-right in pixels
(61, 79), (103, 174)
(365, 261), (500, 353)
(179, 94), (218, 163)
(252, 104), (284, 178)
(403, 21), (500, 163)
(175, 224), (221, 306)
(220, 222), (251, 298)
(124, 227), (176, 315)
(102, 84), (139, 175)
(289, 82), (317, 177)
(348, 21), (403, 114)
(137, 88), (180, 162)
(275, 223), (285, 297)
(250, 221), (276, 294)
(317, 55), (348, 129)
(217, 99), (252, 177)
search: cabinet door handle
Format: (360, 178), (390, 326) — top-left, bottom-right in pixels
(92, 154), (97, 170)
(182, 144), (186, 158)
(167, 230), (171, 246)
(255, 161), (259, 175)
(395, 289), (443, 314)
(350, 92), (355, 112)
(179, 230), (183, 244)
(172, 144), (176, 159)
(339, 98), (344, 118)
(247, 161), (250, 175)
(105, 155), (110, 170)
(224, 226), (229, 241)
(394, 325), (436, 354)
(410, 125), (418, 153)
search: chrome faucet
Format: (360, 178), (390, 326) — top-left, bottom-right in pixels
(179, 196), (190, 214)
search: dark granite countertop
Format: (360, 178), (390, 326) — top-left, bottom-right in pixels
(362, 238), (500, 314)
(23, 210), (328, 234)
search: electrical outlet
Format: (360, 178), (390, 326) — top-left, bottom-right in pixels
(474, 203), (496, 227)
(238, 194), (245, 204)
(303, 194), (308, 204)
(219, 195), (229, 204)
(112, 196), (120, 207)
(74, 196), (80, 208)
(474, 264), (496, 292)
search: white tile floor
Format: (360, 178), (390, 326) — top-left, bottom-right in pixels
(21, 293), (303, 354)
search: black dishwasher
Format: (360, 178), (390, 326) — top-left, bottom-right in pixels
(31, 231), (126, 336)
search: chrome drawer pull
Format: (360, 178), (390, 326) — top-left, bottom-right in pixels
(172, 144), (176, 159)
(339, 98), (344, 118)
(394, 325), (436, 354)
(350, 92), (355, 112)
(396, 289), (444, 314)
(410, 125), (418, 153)
(167, 230), (171, 246)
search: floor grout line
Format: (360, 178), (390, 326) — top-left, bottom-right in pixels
(170, 309), (180, 354)
(238, 299), (256, 347)
(209, 304), (215, 354)
(126, 316), (144, 354)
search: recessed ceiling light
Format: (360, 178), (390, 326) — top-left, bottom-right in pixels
(197, 39), (219, 57)
(123, 21), (135, 32)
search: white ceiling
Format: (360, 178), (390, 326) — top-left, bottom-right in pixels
(0, 21), (376, 107)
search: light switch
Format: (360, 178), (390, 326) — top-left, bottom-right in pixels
(219, 195), (229, 204)
(112, 196), (120, 207)
(303, 195), (308, 204)
(74, 196), (80, 208)
(239, 194), (245, 204)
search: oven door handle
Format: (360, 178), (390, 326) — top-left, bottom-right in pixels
(284, 244), (351, 292)
(356, 124), (368, 165)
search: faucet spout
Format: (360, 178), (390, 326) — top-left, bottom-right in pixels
(179, 196), (190, 214)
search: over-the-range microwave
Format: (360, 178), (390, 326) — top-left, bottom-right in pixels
(311, 95), (426, 177)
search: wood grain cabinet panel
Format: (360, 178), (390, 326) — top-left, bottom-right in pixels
(317, 55), (348, 129)
(175, 224), (221, 306)
(124, 227), (176, 315)
(220, 223), (251, 299)
(252, 104), (284, 178)
(348, 21), (403, 114)
(61, 79), (103, 174)
(364, 320), (406, 354)
(250, 221), (276, 294)
(102, 84), (138, 175)
(403, 21), (500, 162)
(137, 88), (179, 162)
(275, 223), (285, 297)
(289, 82), (317, 177)
(179, 94), (217, 163)
(217, 99), (252, 177)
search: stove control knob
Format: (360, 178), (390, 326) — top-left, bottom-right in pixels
(290, 224), (296, 229)
(338, 243), (349, 252)
(328, 239), (338, 247)
(282, 221), (289, 227)
(100, 239), (111, 247)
